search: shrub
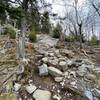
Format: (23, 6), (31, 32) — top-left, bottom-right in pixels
(65, 33), (86, 42)
(28, 29), (37, 42)
(52, 23), (62, 38)
(90, 35), (98, 45)
(4, 24), (16, 39)
(65, 35), (76, 42)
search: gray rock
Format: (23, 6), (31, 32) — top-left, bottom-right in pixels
(48, 67), (63, 77)
(54, 77), (63, 82)
(36, 34), (58, 47)
(67, 59), (74, 66)
(84, 90), (93, 100)
(39, 64), (48, 76)
(26, 84), (37, 94)
(60, 49), (74, 58)
(16, 64), (24, 74)
(59, 61), (68, 71)
(48, 53), (54, 57)
(92, 88), (100, 97)
(13, 83), (21, 91)
(33, 89), (51, 100)
(77, 64), (88, 76)
(42, 57), (48, 63)
(48, 58), (58, 66)
(63, 71), (69, 76)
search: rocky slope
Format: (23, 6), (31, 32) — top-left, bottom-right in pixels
(0, 34), (100, 100)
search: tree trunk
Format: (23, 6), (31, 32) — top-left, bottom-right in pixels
(78, 23), (83, 49)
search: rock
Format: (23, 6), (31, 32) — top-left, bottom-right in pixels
(0, 93), (17, 100)
(28, 79), (33, 84)
(54, 77), (63, 82)
(38, 64), (48, 76)
(84, 90), (93, 100)
(59, 61), (68, 71)
(77, 64), (88, 77)
(48, 53), (54, 57)
(70, 81), (76, 87)
(63, 71), (69, 76)
(58, 57), (67, 61)
(92, 88), (100, 97)
(42, 57), (48, 63)
(53, 95), (61, 100)
(86, 74), (96, 80)
(48, 58), (58, 66)
(60, 49), (74, 58)
(67, 59), (76, 67)
(33, 89), (51, 100)
(26, 84), (37, 94)
(37, 34), (58, 47)
(16, 64), (24, 74)
(83, 59), (94, 65)
(48, 67), (63, 77)
(13, 83), (21, 92)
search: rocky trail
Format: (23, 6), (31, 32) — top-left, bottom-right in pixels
(0, 34), (100, 100)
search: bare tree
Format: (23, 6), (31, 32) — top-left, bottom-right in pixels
(89, 0), (100, 16)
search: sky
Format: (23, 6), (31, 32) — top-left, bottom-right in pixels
(46, 0), (86, 17)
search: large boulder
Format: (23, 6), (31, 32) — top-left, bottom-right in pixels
(33, 89), (51, 100)
(48, 67), (63, 77)
(36, 34), (58, 47)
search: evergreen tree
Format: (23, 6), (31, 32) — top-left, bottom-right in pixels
(52, 23), (62, 38)
(41, 11), (50, 34)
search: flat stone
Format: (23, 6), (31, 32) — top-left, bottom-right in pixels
(13, 83), (21, 92)
(26, 84), (37, 94)
(48, 67), (63, 77)
(54, 77), (63, 82)
(39, 64), (48, 76)
(84, 90), (93, 100)
(33, 89), (51, 100)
